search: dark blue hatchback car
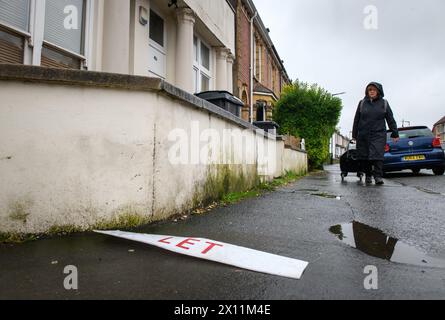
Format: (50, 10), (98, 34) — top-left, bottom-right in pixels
(384, 126), (445, 176)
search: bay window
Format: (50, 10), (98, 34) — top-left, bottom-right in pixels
(0, 0), (90, 69)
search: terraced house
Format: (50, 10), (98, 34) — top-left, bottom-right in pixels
(229, 0), (291, 123)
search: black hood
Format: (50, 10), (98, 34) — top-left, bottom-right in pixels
(366, 82), (385, 98)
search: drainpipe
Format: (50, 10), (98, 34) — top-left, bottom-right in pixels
(250, 11), (258, 124)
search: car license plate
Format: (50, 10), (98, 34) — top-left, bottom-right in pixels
(403, 155), (426, 161)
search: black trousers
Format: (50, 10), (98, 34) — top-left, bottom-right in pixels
(360, 160), (384, 178)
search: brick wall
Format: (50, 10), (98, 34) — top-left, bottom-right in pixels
(235, 2), (252, 121)
(235, 2), (250, 94)
(284, 135), (302, 151)
(233, 0), (292, 120)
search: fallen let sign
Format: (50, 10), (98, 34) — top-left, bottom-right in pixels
(95, 230), (308, 280)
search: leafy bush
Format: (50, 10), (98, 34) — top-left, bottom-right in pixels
(274, 81), (342, 170)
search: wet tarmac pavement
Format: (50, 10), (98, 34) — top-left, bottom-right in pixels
(1, 165), (444, 300)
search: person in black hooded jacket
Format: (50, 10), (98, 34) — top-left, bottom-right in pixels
(352, 82), (400, 185)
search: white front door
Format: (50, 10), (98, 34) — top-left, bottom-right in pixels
(148, 8), (166, 79)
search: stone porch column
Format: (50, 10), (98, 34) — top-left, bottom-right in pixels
(226, 53), (235, 94)
(215, 48), (229, 91)
(175, 8), (195, 93)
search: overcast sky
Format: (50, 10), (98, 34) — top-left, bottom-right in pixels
(253, 0), (445, 137)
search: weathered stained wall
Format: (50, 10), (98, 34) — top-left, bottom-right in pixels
(0, 65), (307, 235)
(283, 148), (308, 175)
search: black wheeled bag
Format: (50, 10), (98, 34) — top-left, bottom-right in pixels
(340, 141), (364, 182)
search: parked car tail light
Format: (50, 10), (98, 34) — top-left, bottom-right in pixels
(433, 138), (442, 148)
(385, 144), (390, 153)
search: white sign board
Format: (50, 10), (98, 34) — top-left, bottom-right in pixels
(95, 230), (309, 280)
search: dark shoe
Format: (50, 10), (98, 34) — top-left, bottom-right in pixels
(365, 176), (373, 184)
(375, 177), (384, 185)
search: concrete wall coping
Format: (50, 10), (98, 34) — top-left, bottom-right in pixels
(284, 145), (307, 153)
(0, 64), (280, 140)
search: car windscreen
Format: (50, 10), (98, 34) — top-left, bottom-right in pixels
(387, 128), (434, 140)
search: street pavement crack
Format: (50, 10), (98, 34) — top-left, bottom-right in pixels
(345, 201), (357, 221)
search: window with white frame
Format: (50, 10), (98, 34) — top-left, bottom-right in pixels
(253, 37), (256, 78)
(193, 35), (212, 93)
(0, 0), (90, 69)
(0, 0), (30, 64)
(268, 56), (272, 86)
(254, 37), (262, 81)
(272, 66), (277, 92)
(42, 0), (86, 69)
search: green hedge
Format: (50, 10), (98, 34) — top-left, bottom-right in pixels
(274, 81), (342, 170)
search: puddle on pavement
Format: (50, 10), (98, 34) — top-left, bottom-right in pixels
(329, 222), (445, 268)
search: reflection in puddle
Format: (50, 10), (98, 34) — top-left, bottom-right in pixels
(329, 222), (445, 268)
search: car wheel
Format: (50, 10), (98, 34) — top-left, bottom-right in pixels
(412, 169), (421, 175)
(433, 168), (445, 176)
